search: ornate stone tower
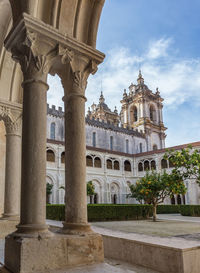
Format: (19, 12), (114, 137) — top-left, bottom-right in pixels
(120, 71), (167, 151)
(87, 92), (120, 125)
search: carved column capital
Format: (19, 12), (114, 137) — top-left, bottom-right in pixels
(58, 45), (99, 100)
(0, 105), (22, 136)
(5, 22), (58, 82)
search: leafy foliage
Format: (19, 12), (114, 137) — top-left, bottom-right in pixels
(46, 204), (153, 222)
(129, 171), (186, 221)
(164, 145), (200, 185)
(46, 182), (53, 195)
(87, 181), (95, 196)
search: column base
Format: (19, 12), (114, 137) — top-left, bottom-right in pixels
(5, 231), (104, 273)
(0, 219), (18, 239)
(62, 222), (93, 235)
(1, 214), (20, 221)
(15, 223), (51, 238)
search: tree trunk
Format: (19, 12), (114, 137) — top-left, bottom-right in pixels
(153, 204), (157, 222)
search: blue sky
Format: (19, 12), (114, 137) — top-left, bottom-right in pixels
(48, 0), (200, 148)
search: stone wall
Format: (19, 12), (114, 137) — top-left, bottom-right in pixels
(0, 121), (5, 216)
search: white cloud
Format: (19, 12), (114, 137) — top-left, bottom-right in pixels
(146, 38), (172, 59)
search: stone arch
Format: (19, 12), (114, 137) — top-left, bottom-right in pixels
(161, 158), (168, 169)
(46, 175), (55, 204)
(113, 160), (120, 170)
(110, 181), (120, 204)
(150, 160), (156, 170)
(91, 179), (102, 204)
(153, 144), (158, 151)
(94, 156), (101, 168)
(61, 151), (65, 164)
(149, 104), (156, 122)
(138, 162), (143, 172)
(144, 160), (150, 171)
(46, 148), (55, 162)
(130, 105), (138, 123)
(86, 155), (93, 167)
(124, 160), (131, 172)
(1, 0), (105, 105)
(106, 158), (112, 169)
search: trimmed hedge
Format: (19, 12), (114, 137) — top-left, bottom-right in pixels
(46, 204), (153, 222)
(87, 204), (152, 221)
(180, 205), (200, 216)
(46, 204), (65, 221)
(157, 205), (181, 214)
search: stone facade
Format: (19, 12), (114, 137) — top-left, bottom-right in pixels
(46, 73), (200, 206)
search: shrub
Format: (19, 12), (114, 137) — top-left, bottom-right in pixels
(157, 205), (181, 214)
(46, 204), (153, 222)
(180, 205), (200, 216)
(46, 204), (65, 221)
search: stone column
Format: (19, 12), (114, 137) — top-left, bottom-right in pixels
(58, 50), (100, 234)
(17, 74), (50, 235)
(62, 70), (91, 234)
(2, 117), (21, 219)
(5, 28), (57, 237)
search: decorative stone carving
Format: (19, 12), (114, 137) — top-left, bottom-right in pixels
(0, 105), (22, 135)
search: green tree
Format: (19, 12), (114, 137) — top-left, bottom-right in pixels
(164, 145), (200, 185)
(129, 171), (186, 221)
(46, 183), (54, 204)
(87, 181), (95, 204)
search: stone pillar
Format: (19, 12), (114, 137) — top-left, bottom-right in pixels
(2, 118), (21, 219)
(61, 64), (93, 234)
(17, 74), (50, 235)
(5, 27), (57, 237)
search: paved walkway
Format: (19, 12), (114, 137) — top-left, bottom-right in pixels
(157, 213), (200, 223)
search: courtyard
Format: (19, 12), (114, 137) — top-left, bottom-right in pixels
(1, 214), (200, 273)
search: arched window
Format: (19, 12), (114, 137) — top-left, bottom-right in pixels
(144, 160), (150, 171)
(161, 158), (168, 169)
(124, 160), (131, 172)
(149, 105), (156, 122)
(92, 132), (96, 147)
(171, 195), (175, 205)
(86, 155), (93, 167)
(50, 122), (56, 140)
(94, 157), (101, 168)
(113, 194), (117, 204)
(94, 193), (98, 204)
(177, 194), (182, 205)
(151, 160), (156, 170)
(110, 136), (113, 150)
(133, 106), (138, 122)
(126, 139), (129, 153)
(153, 144), (158, 151)
(47, 150), (55, 162)
(138, 162), (143, 172)
(107, 159), (112, 169)
(139, 143), (142, 153)
(61, 126), (64, 140)
(61, 152), (65, 164)
(114, 160), (120, 170)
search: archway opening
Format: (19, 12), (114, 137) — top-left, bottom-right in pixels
(47, 149), (55, 162)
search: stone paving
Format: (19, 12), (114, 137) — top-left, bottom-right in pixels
(90, 214), (200, 237)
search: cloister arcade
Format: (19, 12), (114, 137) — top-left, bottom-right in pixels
(0, 0), (106, 271)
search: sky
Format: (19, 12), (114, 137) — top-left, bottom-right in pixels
(48, 0), (200, 148)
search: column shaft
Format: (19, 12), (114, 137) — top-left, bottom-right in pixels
(3, 132), (21, 219)
(63, 94), (91, 233)
(17, 78), (49, 234)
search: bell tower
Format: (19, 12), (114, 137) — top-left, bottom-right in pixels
(120, 71), (167, 151)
